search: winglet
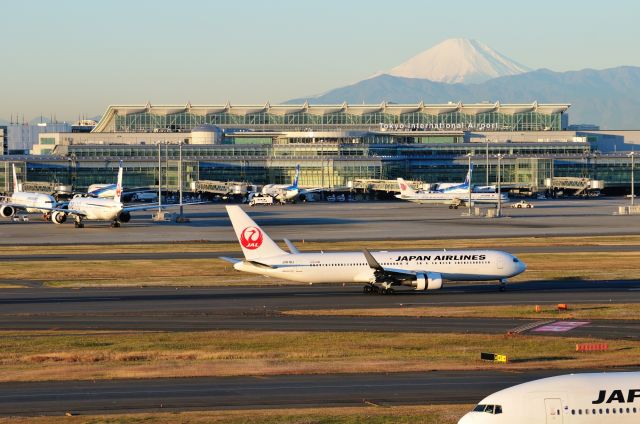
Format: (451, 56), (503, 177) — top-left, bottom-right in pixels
(362, 248), (383, 270)
(283, 238), (300, 254)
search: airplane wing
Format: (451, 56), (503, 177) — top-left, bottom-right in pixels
(362, 248), (421, 285)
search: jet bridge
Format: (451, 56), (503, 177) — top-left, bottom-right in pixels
(544, 177), (604, 196)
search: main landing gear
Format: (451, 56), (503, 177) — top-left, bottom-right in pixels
(363, 284), (395, 295)
(74, 217), (84, 228)
(110, 220), (121, 228)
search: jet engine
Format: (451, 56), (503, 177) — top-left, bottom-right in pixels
(414, 272), (443, 291)
(51, 211), (67, 224)
(118, 211), (131, 223)
(0, 205), (15, 218)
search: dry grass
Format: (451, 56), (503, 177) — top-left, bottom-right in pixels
(2, 234), (640, 256)
(1, 236), (640, 288)
(0, 330), (638, 383)
(0, 404), (473, 424)
(285, 303), (640, 321)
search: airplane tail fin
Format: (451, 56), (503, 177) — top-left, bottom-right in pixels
(115, 161), (123, 203)
(12, 164), (20, 193)
(397, 178), (416, 195)
(291, 164), (300, 189)
(226, 205), (287, 260)
(464, 163), (473, 186)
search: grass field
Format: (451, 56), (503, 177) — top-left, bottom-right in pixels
(0, 405), (472, 424)
(0, 330), (637, 383)
(285, 303), (640, 321)
(1, 250), (639, 288)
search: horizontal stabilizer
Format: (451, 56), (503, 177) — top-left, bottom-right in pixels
(219, 256), (241, 264)
(283, 238), (300, 254)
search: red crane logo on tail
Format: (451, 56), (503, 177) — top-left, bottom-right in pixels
(240, 226), (263, 250)
(399, 183), (408, 191)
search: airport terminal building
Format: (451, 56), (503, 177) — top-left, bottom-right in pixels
(2, 101), (639, 195)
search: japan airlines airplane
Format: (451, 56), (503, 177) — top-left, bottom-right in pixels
(220, 205), (526, 294)
(46, 163), (198, 228)
(396, 178), (508, 207)
(459, 371), (640, 423)
(0, 164), (58, 220)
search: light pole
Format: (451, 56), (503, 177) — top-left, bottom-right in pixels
(497, 154), (504, 217)
(485, 140), (489, 187)
(157, 141), (162, 215)
(466, 153), (472, 216)
(178, 141), (184, 219)
(629, 152), (636, 206)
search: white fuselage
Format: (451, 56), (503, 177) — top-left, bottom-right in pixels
(9, 192), (57, 213)
(459, 372), (640, 424)
(234, 249), (524, 284)
(87, 184), (117, 198)
(261, 184), (298, 201)
(68, 197), (123, 221)
(396, 191), (509, 205)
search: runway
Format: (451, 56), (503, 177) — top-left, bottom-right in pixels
(1, 369), (634, 416)
(2, 283), (640, 338)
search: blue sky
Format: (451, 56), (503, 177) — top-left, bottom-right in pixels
(1, 0), (639, 120)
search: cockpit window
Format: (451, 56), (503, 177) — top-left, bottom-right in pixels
(513, 258), (519, 263)
(473, 404), (502, 414)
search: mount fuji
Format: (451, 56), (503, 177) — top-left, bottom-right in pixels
(287, 38), (640, 129)
(385, 38), (530, 84)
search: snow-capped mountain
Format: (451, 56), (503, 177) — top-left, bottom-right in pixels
(386, 38), (530, 84)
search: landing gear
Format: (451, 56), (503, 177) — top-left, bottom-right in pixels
(74, 217), (84, 228)
(110, 221), (121, 228)
(363, 284), (395, 295)
(499, 278), (508, 292)
(43, 212), (51, 221)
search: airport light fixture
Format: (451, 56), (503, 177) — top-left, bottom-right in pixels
(629, 152), (636, 206)
(179, 141), (184, 220)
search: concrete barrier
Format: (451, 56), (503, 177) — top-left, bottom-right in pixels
(576, 343), (608, 352)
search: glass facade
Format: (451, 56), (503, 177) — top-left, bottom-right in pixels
(110, 107), (565, 133)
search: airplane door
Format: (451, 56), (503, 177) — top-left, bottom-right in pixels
(497, 255), (504, 270)
(544, 398), (563, 424)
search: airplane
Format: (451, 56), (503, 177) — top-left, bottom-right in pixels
(428, 164), (496, 194)
(260, 164), (302, 203)
(46, 162), (201, 228)
(458, 371), (640, 423)
(219, 205), (526, 294)
(396, 178), (508, 208)
(87, 183), (118, 198)
(0, 164), (58, 220)
(259, 164), (321, 203)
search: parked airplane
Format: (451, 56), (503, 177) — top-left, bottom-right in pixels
(428, 164), (495, 194)
(396, 178), (508, 208)
(220, 205), (526, 294)
(260, 164), (302, 203)
(87, 183), (117, 198)
(46, 163), (199, 228)
(459, 371), (640, 423)
(259, 165), (321, 203)
(0, 164), (58, 220)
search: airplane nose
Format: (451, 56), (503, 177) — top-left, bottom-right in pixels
(457, 412), (475, 424)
